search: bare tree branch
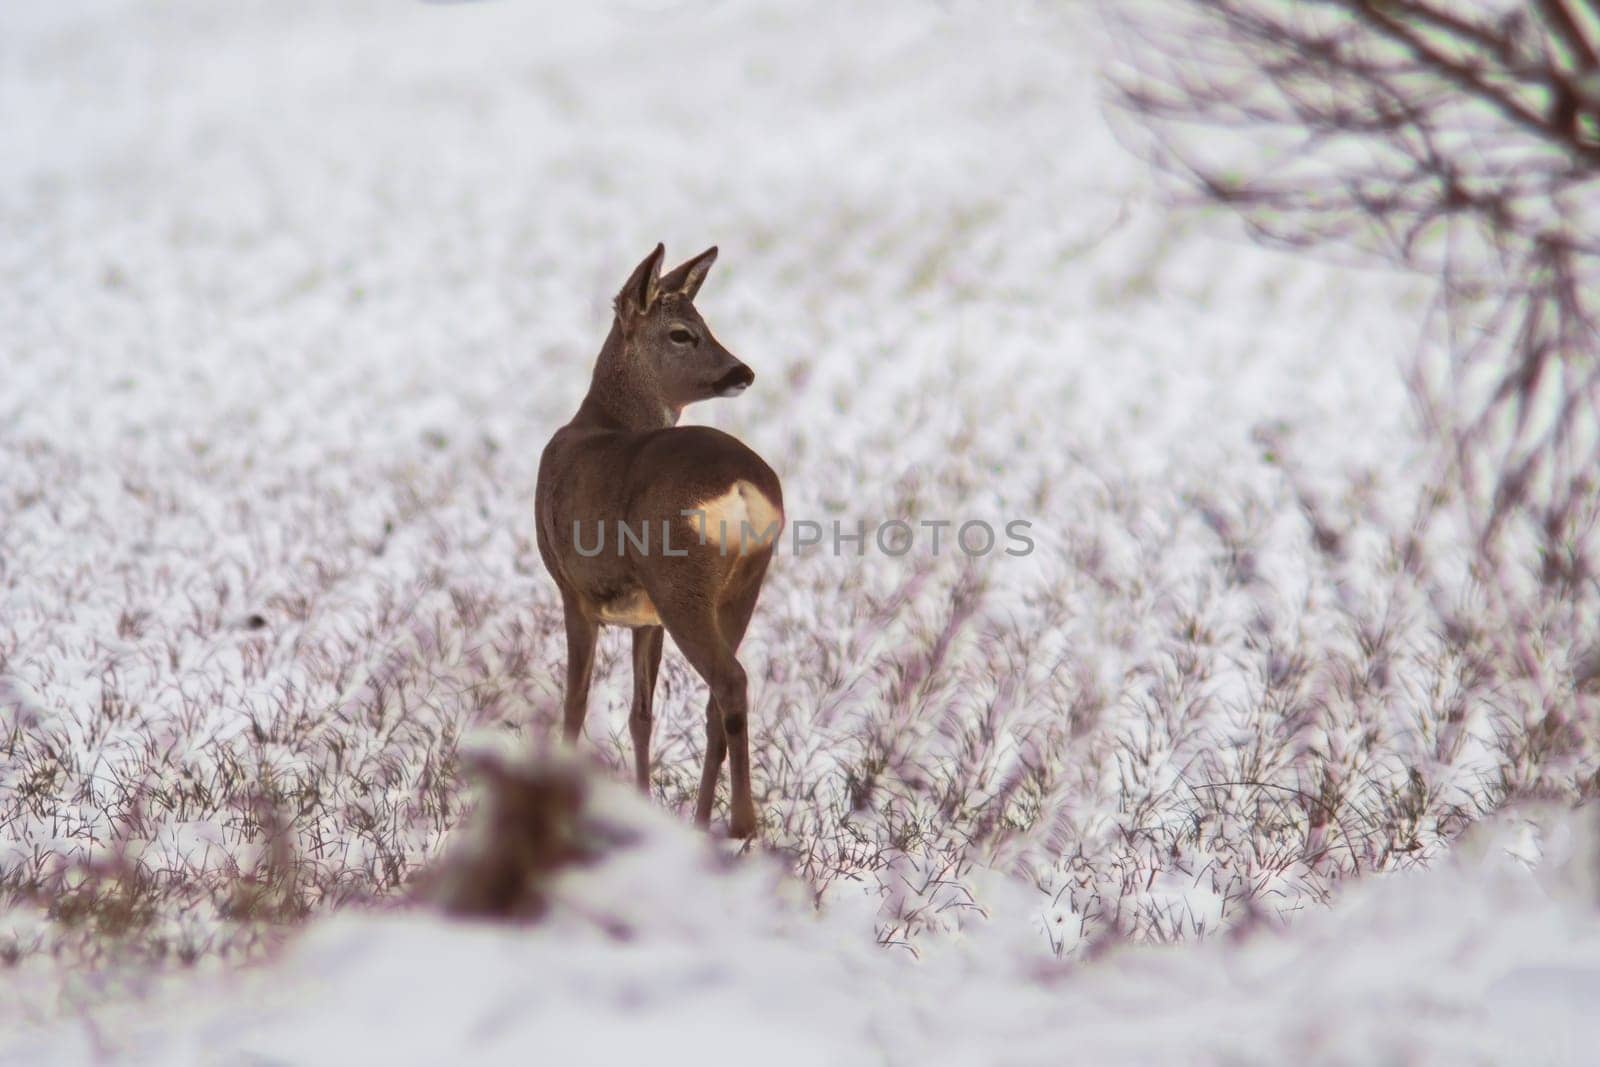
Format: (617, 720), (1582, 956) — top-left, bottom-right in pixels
(1107, 1), (1600, 734)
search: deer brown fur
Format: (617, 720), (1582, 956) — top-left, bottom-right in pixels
(535, 244), (783, 838)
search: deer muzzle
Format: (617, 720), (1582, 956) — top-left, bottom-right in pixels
(712, 364), (755, 398)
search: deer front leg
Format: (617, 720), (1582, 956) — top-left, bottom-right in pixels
(560, 600), (599, 744)
(630, 625), (664, 792)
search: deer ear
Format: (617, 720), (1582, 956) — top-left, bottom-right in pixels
(616, 243), (665, 319)
(659, 246), (718, 301)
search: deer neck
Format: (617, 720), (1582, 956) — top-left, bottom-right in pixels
(572, 322), (680, 431)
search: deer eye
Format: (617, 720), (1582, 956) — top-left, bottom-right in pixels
(668, 326), (696, 346)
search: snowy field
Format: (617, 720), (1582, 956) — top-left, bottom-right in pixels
(2, 0), (1597, 1061)
(9, 759), (1600, 1066)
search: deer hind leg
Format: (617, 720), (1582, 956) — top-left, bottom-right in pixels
(630, 625), (664, 793)
(657, 609), (753, 835)
(664, 557), (771, 836)
(694, 692), (727, 827)
(646, 599), (754, 834)
(560, 597), (599, 744)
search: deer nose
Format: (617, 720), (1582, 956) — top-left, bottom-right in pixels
(713, 364), (754, 397)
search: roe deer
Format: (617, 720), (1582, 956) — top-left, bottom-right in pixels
(535, 244), (783, 838)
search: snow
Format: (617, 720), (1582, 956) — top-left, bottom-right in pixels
(6, 765), (1600, 1065)
(2, 0), (1597, 1061)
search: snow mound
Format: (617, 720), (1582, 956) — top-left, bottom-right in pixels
(8, 759), (1599, 1065)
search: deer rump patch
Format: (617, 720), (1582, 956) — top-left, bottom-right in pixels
(686, 480), (782, 557)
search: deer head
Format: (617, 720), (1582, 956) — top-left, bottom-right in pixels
(604, 244), (753, 423)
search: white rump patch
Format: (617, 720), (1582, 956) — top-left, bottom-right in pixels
(686, 480), (782, 555)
